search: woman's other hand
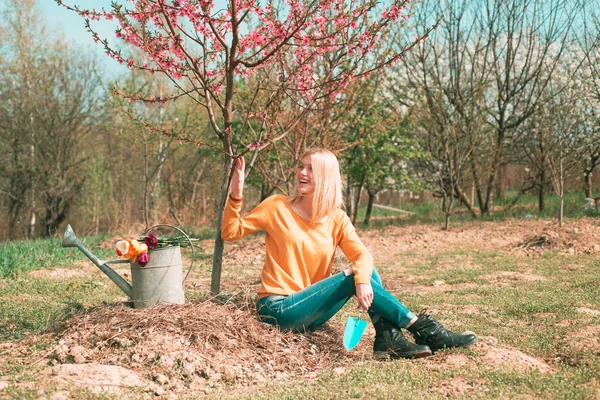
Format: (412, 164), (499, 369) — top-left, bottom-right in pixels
(231, 156), (245, 198)
(355, 283), (373, 311)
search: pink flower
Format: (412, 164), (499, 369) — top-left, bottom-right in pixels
(138, 252), (150, 267)
(144, 233), (159, 249)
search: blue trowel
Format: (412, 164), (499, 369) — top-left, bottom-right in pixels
(343, 310), (368, 350)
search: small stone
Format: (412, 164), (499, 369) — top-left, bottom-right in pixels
(334, 367), (345, 375)
(69, 345), (85, 356)
(433, 280), (445, 287)
(209, 373), (222, 382)
(222, 366), (237, 381)
(189, 377), (207, 390)
(161, 355), (175, 368)
(0, 381), (8, 391)
(131, 353), (143, 364)
(49, 391), (69, 400)
(254, 373), (266, 382)
(73, 354), (86, 364)
(181, 361), (195, 377)
(154, 373), (169, 385)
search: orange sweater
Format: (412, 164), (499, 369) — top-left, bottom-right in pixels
(221, 194), (373, 298)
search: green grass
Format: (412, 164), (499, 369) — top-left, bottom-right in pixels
(0, 235), (114, 278)
(0, 276), (122, 341)
(354, 190), (599, 228)
(235, 366), (599, 400)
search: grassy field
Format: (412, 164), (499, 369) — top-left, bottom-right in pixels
(354, 191), (598, 228)
(1, 195), (599, 398)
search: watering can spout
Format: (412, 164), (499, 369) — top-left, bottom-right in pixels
(61, 224), (133, 299)
(62, 224), (78, 248)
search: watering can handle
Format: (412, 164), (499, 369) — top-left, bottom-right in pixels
(143, 224), (195, 284)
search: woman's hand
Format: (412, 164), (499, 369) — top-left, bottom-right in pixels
(355, 283), (373, 311)
(231, 156), (245, 198)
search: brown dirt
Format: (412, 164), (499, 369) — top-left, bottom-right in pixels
(359, 218), (600, 259)
(46, 364), (150, 395)
(565, 325), (600, 354)
(576, 307), (600, 317)
(479, 271), (546, 285)
(432, 377), (490, 398)
(28, 266), (92, 279)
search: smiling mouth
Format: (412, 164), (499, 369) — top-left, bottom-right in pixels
(299, 180), (310, 184)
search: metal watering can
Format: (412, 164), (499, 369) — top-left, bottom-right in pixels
(62, 224), (195, 309)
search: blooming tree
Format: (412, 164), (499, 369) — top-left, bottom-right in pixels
(57, 0), (434, 294)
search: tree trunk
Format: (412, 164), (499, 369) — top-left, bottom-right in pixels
(363, 190), (376, 225)
(441, 184), (451, 231)
(558, 149), (564, 228)
(8, 198), (22, 240)
(345, 176), (353, 218)
(558, 195), (564, 228)
(538, 169), (545, 212)
(352, 175), (365, 225)
(28, 119), (36, 239)
(584, 169), (593, 199)
(150, 140), (167, 222)
(483, 128), (505, 215)
(210, 153), (234, 295)
(495, 163), (506, 204)
(469, 153), (485, 212)
(454, 183), (478, 218)
(143, 141), (150, 229)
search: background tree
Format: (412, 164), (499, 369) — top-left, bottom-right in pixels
(394, 0), (486, 223)
(395, 0), (584, 222)
(578, 12), (600, 199)
(0, 0), (103, 238)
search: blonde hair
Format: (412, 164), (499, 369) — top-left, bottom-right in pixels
(289, 148), (344, 223)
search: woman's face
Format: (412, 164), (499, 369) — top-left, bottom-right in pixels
(297, 155), (315, 196)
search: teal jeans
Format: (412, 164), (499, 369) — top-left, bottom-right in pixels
(256, 268), (416, 332)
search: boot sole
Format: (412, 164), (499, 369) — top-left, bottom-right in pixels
(373, 349), (433, 360)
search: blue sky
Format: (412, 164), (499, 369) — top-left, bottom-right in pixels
(40, 0), (128, 78)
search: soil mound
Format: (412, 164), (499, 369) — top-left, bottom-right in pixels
(509, 223), (600, 256)
(44, 299), (351, 396)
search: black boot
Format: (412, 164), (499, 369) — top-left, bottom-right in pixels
(407, 314), (477, 352)
(373, 317), (432, 359)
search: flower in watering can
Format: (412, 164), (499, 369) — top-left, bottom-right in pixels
(138, 252), (150, 267)
(115, 240), (129, 257)
(115, 239), (148, 264)
(144, 233), (159, 249)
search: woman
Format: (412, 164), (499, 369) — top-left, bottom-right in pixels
(221, 148), (476, 359)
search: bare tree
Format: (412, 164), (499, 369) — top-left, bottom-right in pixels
(396, 0), (584, 220)
(394, 0), (482, 224)
(0, 0), (104, 238)
(578, 10), (600, 198)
